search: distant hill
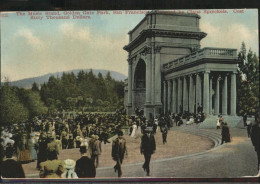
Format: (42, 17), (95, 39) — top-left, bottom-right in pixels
(8, 69), (127, 89)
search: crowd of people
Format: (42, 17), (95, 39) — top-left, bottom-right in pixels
(0, 107), (259, 178)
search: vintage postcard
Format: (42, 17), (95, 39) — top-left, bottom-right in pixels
(0, 9), (259, 181)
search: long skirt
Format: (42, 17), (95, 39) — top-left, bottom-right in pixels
(18, 149), (32, 162)
(29, 147), (37, 160)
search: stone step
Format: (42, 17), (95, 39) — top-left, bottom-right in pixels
(177, 127), (222, 147)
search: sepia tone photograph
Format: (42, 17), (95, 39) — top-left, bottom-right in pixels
(0, 9), (259, 181)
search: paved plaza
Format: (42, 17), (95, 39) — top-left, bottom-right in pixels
(22, 119), (258, 179)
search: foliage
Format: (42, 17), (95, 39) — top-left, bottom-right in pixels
(237, 42), (259, 115)
(0, 84), (29, 125)
(39, 70), (124, 112)
(0, 82), (49, 125)
(18, 90), (48, 118)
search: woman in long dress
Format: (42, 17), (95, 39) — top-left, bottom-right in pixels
(131, 122), (137, 138)
(28, 133), (37, 161)
(18, 133), (32, 163)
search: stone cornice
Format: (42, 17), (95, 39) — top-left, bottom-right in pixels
(123, 29), (207, 52)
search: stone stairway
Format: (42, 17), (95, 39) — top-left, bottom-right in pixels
(175, 124), (222, 148)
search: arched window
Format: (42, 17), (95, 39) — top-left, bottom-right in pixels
(134, 60), (146, 89)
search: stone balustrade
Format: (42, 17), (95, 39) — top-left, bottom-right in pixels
(163, 47), (237, 71)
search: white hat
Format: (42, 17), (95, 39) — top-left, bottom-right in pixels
(64, 159), (76, 169)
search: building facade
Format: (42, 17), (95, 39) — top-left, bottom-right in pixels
(124, 11), (239, 119)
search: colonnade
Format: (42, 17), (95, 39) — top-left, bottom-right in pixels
(163, 71), (237, 116)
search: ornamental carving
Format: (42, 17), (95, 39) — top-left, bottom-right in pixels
(155, 46), (161, 53)
(127, 58), (133, 65)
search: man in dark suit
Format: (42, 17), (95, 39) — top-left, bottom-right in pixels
(161, 124), (168, 144)
(243, 113), (248, 127)
(250, 110), (260, 176)
(112, 130), (127, 177)
(0, 147), (25, 178)
(75, 146), (96, 178)
(140, 127), (156, 176)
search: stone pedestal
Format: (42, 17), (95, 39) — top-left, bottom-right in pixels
(144, 104), (154, 119)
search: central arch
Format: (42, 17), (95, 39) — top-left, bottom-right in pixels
(133, 59), (146, 111)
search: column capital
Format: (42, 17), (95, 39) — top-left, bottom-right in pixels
(155, 46), (162, 53)
(217, 76), (222, 81)
(195, 72), (201, 76)
(188, 74), (194, 78)
(127, 58), (133, 65)
(222, 73), (229, 77)
(183, 75), (188, 79)
(203, 70), (210, 74)
(232, 71), (238, 74)
(142, 46), (152, 55)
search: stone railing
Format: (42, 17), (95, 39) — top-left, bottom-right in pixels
(163, 47), (237, 70)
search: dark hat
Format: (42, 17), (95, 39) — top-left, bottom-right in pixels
(117, 130), (123, 136)
(80, 146), (87, 153)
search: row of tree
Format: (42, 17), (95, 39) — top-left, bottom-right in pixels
(37, 70), (124, 114)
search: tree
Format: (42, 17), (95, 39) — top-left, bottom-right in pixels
(24, 91), (48, 118)
(106, 71), (113, 81)
(237, 42), (259, 115)
(32, 82), (39, 91)
(76, 96), (85, 113)
(0, 84), (29, 125)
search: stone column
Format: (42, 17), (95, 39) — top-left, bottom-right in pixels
(144, 46), (153, 118)
(151, 43), (155, 105)
(172, 79), (177, 113)
(230, 72), (237, 116)
(177, 77), (182, 113)
(222, 74), (228, 115)
(154, 46), (162, 115)
(183, 76), (188, 112)
(167, 80), (172, 113)
(196, 73), (201, 110)
(189, 75), (194, 113)
(214, 76), (220, 115)
(209, 76), (213, 115)
(163, 81), (167, 114)
(203, 71), (210, 115)
(127, 58), (133, 114)
(145, 56), (151, 104)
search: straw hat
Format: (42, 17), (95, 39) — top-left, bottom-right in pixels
(145, 127), (153, 132)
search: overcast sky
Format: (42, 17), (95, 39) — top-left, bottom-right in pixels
(1, 9), (258, 82)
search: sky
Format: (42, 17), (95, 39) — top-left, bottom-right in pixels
(0, 9), (258, 82)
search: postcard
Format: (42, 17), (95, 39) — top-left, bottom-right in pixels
(0, 9), (259, 182)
